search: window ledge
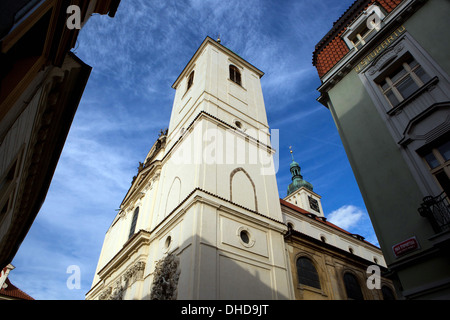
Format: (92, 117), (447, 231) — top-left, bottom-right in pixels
(387, 76), (439, 116)
(297, 284), (327, 297)
(228, 78), (246, 91)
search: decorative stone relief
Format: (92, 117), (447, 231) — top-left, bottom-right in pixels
(124, 261), (146, 285)
(98, 261), (146, 300)
(110, 278), (124, 300)
(99, 287), (112, 300)
(150, 254), (181, 300)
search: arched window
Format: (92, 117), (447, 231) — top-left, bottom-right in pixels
(187, 71), (194, 91)
(343, 272), (364, 300)
(229, 65), (241, 86)
(381, 285), (396, 300)
(128, 207), (139, 239)
(296, 257), (321, 289)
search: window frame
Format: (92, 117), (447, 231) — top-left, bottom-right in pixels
(128, 207), (140, 240)
(186, 70), (194, 92)
(296, 256), (321, 290)
(343, 272), (364, 300)
(377, 55), (430, 108)
(349, 23), (377, 51)
(229, 64), (242, 86)
(342, 4), (386, 51)
(361, 35), (440, 115)
(381, 285), (396, 300)
(421, 139), (450, 197)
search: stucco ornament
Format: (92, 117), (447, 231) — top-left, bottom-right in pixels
(98, 261), (145, 300)
(110, 278), (124, 300)
(150, 253), (180, 300)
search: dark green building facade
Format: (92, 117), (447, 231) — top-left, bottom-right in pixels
(313, 0), (450, 299)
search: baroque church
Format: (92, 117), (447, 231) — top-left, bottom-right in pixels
(85, 37), (396, 300)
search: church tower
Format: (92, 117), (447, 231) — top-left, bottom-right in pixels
(86, 37), (293, 300)
(284, 147), (324, 217)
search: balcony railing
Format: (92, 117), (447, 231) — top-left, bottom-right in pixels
(418, 192), (450, 234)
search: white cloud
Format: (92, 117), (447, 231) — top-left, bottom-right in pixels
(327, 205), (364, 230)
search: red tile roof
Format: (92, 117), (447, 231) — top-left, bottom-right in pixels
(280, 198), (379, 248)
(313, 0), (404, 78)
(0, 278), (34, 300)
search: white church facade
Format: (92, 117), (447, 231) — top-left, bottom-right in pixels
(85, 37), (394, 300)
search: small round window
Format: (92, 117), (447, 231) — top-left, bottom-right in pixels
(237, 227), (255, 248)
(240, 230), (250, 244)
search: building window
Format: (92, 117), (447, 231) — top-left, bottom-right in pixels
(187, 71), (194, 91)
(128, 207), (139, 239)
(229, 65), (241, 86)
(342, 4), (385, 51)
(296, 257), (321, 289)
(422, 140), (450, 197)
(350, 23), (376, 50)
(381, 285), (396, 300)
(378, 54), (431, 108)
(165, 235), (172, 249)
(240, 230), (250, 244)
(343, 272), (364, 300)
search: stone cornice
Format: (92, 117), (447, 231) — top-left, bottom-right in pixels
(96, 229), (151, 281)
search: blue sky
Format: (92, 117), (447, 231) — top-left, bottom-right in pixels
(9, 0), (380, 300)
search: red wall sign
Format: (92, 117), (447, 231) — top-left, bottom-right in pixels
(392, 237), (420, 257)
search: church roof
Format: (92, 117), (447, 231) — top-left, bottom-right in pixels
(312, 0), (403, 78)
(0, 278), (34, 300)
(280, 199), (380, 249)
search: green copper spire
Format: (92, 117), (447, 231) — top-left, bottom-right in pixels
(287, 147), (313, 195)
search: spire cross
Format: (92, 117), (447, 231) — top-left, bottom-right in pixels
(289, 146), (295, 161)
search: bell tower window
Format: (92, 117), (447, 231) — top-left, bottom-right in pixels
(229, 65), (241, 86)
(128, 207), (140, 239)
(187, 70), (194, 92)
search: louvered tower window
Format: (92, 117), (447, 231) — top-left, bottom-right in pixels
(229, 65), (241, 85)
(128, 207), (139, 239)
